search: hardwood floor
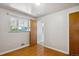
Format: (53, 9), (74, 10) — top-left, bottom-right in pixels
(2, 44), (66, 56)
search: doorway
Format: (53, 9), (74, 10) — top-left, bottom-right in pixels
(37, 20), (44, 44)
(69, 12), (79, 56)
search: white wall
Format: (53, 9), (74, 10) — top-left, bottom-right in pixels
(0, 8), (30, 54)
(37, 6), (79, 54)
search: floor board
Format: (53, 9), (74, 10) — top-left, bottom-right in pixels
(2, 44), (66, 56)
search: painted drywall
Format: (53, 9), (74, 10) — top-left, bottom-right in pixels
(37, 6), (79, 54)
(37, 20), (44, 43)
(0, 8), (30, 54)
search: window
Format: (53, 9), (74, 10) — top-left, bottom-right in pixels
(10, 15), (30, 32)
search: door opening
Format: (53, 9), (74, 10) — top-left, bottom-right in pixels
(37, 20), (44, 44)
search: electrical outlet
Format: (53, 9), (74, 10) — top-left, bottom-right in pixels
(21, 43), (25, 46)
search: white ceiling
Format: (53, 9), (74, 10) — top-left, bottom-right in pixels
(0, 3), (79, 18)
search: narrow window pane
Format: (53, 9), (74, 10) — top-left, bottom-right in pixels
(10, 16), (18, 32)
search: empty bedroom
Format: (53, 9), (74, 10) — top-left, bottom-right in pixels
(0, 3), (79, 56)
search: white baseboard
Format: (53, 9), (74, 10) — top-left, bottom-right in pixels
(0, 44), (29, 55)
(39, 43), (69, 55)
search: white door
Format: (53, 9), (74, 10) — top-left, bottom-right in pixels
(37, 20), (44, 43)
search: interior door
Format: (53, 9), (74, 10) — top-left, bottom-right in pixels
(30, 19), (37, 46)
(69, 12), (79, 56)
(37, 21), (44, 43)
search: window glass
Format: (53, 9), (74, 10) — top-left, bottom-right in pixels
(10, 16), (18, 32)
(10, 16), (30, 32)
